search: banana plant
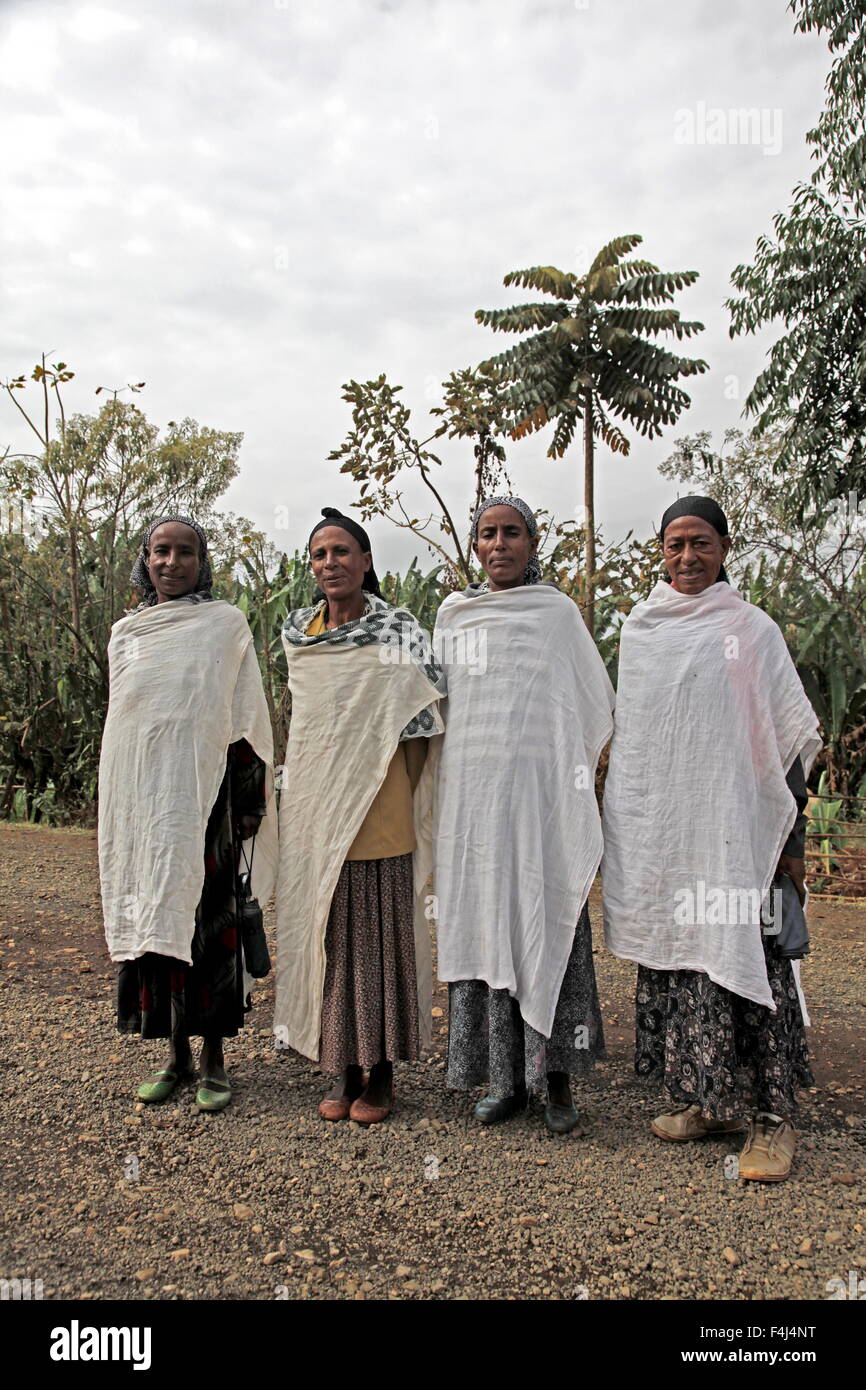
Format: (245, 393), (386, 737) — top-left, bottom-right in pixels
(806, 771), (845, 883)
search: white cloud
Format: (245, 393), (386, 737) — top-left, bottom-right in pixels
(0, 14), (60, 91)
(123, 236), (154, 256)
(64, 5), (140, 44)
(0, 0), (831, 570)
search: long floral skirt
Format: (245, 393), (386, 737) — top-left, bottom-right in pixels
(446, 904), (606, 1099)
(116, 740), (266, 1041)
(318, 852), (420, 1073)
(634, 935), (813, 1121)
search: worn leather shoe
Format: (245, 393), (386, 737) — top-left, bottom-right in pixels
(349, 1088), (393, 1124)
(319, 1074), (366, 1122)
(544, 1101), (585, 1134)
(473, 1086), (528, 1125)
(319, 1095), (353, 1122)
(651, 1103), (746, 1142)
(738, 1114), (796, 1182)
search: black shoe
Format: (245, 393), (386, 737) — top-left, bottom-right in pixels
(473, 1086), (528, 1125)
(544, 1101), (583, 1134)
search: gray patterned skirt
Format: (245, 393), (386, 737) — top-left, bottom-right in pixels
(634, 934), (813, 1121)
(446, 904), (606, 1098)
(319, 852), (420, 1073)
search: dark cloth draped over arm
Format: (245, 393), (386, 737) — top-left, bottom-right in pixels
(780, 756), (808, 859)
(228, 738), (267, 820)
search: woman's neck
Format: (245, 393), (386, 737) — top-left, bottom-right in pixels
(484, 577), (524, 592)
(325, 590), (366, 628)
(157, 590), (195, 604)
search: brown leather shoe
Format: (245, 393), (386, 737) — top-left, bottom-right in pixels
(318, 1074), (366, 1122)
(349, 1089), (393, 1124)
(319, 1095), (352, 1121)
(738, 1114), (796, 1182)
(651, 1103), (746, 1142)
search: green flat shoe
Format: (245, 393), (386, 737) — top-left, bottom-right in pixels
(196, 1076), (232, 1113)
(136, 1067), (192, 1104)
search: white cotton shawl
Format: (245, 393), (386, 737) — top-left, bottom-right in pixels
(425, 585), (615, 1039)
(602, 580), (822, 1008)
(273, 642), (445, 1061)
(99, 600), (278, 964)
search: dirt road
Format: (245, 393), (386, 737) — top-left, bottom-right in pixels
(1, 823), (863, 1301)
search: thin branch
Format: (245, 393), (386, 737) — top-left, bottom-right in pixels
(382, 495), (457, 570)
(41, 354), (50, 451)
(0, 556), (106, 674)
(415, 459), (469, 578)
(1, 387), (47, 447)
(20, 696), (59, 753)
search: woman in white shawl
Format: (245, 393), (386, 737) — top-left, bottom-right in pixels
(602, 496), (821, 1181)
(100, 517), (278, 1112)
(430, 497), (615, 1133)
(274, 509), (446, 1124)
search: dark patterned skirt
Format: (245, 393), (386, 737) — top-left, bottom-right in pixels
(447, 904), (606, 1098)
(318, 852), (420, 1073)
(116, 740), (266, 1042)
(634, 935), (813, 1121)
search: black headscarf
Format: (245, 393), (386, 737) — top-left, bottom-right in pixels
(129, 514), (213, 609)
(659, 494), (730, 585)
(307, 507), (383, 598)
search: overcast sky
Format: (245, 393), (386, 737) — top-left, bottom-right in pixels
(1, 0), (830, 573)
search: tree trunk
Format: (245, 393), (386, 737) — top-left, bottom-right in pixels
(583, 387), (595, 635)
(0, 770), (17, 820)
(67, 524), (82, 656)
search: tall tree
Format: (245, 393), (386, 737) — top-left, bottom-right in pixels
(726, 0), (866, 511)
(475, 236), (707, 632)
(0, 361), (250, 820)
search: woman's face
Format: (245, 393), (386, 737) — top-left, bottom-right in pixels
(146, 522), (202, 602)
(662, 515), (731, 594)
(473, 505), (537, 590)
(309, 526), (371, 602)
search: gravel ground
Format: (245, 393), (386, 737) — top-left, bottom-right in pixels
(1, 822), (864, 1302)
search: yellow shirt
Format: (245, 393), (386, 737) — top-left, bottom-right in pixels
(305, 607), (426, 859)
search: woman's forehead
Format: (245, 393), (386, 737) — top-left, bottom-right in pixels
(310, 526), (365, 551)
(663, 515), (721, 539)
(149, 521), (200, 546)
(478, 505), (527, 527)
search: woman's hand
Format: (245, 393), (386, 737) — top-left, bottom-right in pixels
(777, 854), (806, 905)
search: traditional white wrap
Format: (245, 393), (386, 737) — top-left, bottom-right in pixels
(99, 600), (279, 964)
(602, 580), (822, 1008)
(426, 585), (615, 1039)
(273, 640), (445, 1061)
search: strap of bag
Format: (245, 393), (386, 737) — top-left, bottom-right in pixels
(239, 833), (256, 888)
(239, 828), (255, 872)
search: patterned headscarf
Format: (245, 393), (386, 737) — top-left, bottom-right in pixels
(471, 494), (543, 586)
(129, 514), (214, 610)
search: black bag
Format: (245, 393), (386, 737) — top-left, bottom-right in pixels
(761, 871), (810, 960)
(238, 838), (271, 978)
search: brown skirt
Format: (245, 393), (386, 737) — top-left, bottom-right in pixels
(318, 852), (420, 1073)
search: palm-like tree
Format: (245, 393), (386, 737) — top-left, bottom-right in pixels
(476, 235), (707, 632)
